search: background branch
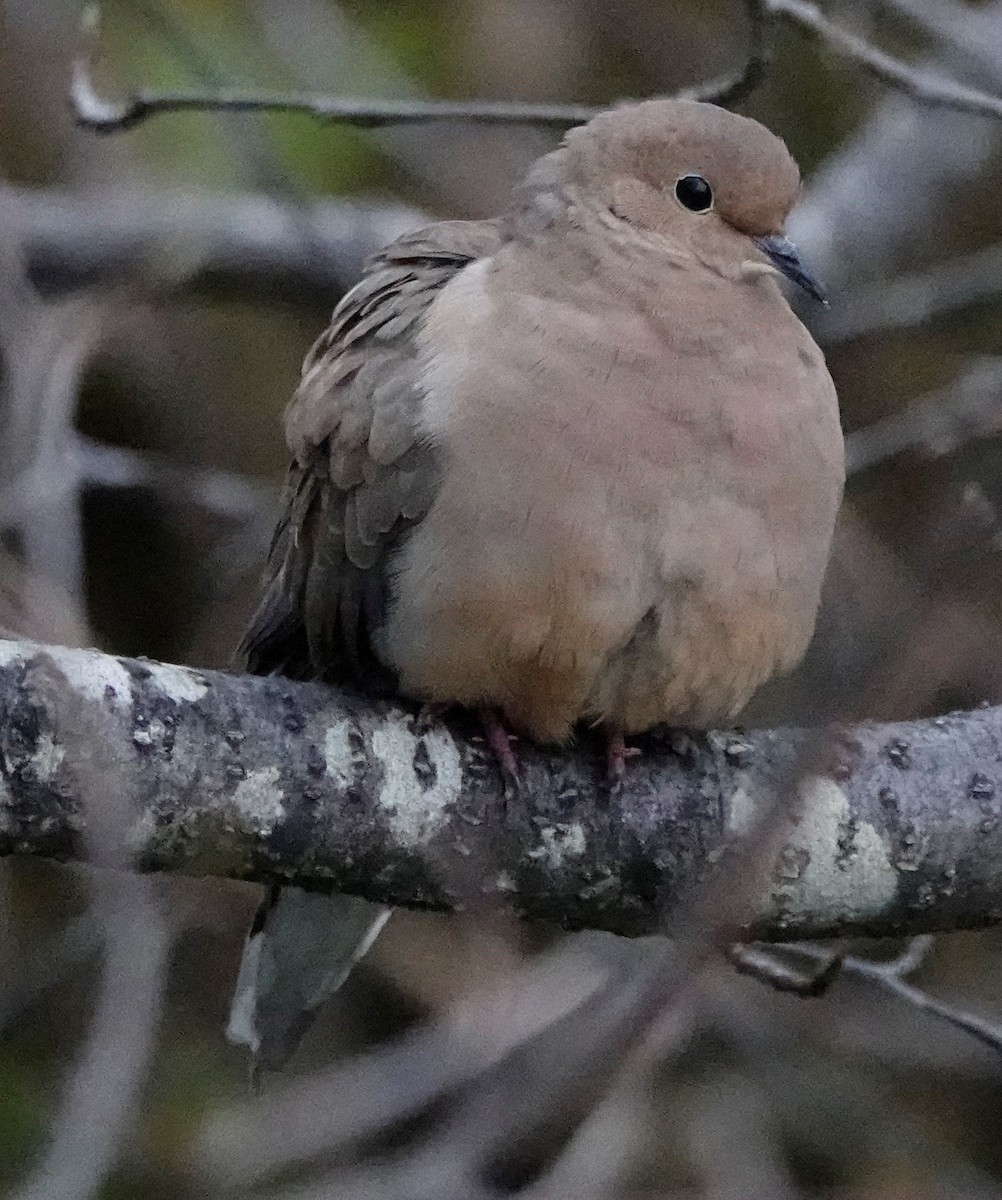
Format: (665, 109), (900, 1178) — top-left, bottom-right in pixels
(845, 357), (1002, 475)
(70, 0), (1002, 136)
(7, 186), (424, 308)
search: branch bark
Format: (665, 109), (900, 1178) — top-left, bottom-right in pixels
(0, 637), (1000, 943)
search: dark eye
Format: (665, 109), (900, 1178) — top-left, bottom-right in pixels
(674, 174), (713, 213)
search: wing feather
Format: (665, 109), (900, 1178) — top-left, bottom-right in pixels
(238, 219), (505, 687)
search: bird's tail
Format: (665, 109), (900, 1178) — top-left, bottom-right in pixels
(227, 887), (391, 1072)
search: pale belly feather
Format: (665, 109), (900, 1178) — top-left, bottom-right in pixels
(379, 253), (843, 742)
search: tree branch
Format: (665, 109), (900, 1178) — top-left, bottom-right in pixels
(1, 637), (1002, 943)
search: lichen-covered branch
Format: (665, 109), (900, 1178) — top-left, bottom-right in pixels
(0, 637), (1000, 942)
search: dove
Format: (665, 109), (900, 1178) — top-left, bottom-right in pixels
(228, 97), (844, 1069)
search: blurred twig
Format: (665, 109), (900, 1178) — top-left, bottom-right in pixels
(8, 882), (171, 1200)
(0, 190), (98, 643)
(846, 358), (1002, 475)
(8, 662), (173, 1200)
(71, 0), (1002, 135)
(72, 435), (275, 524)
(879, 0), (1002, 68)
(7, 185), (424, 307)
(733, 936), (1002, 1059)
(16, 180), (1002, 339)
(787, 939), (1002, 1055)
(818, 241), (1002, 344)
(200, 935), (674, 1196)
(769, 0), (1002, 118)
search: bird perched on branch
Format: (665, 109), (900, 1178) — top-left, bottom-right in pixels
(228, 97), (844, 1069)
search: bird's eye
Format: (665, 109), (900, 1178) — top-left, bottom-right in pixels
(674, 174), (713, 213)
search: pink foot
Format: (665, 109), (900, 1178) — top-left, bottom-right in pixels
(479, 709), (520, 789)
(606, 730), (641, 786)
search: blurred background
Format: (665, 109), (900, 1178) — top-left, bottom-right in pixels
(4, 0), (1002, 1196)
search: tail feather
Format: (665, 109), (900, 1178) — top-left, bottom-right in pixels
(227, 887), (391, 1072)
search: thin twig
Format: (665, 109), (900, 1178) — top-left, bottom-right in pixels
(730, 943), (846, 997)
(786, 941), (1002, 1056)
(845, 358), (1002, 476)
(73, 84), (602, 134)
(733, 935), (1002, 1058)
(71, 3), (597, 134)
(680, 0), (772, 106)
(767, 0), (1002, 118)
(817, 241), (1002, 345)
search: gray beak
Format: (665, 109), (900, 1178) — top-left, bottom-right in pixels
(753, 234), (828, 305)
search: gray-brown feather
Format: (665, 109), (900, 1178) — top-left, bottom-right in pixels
(238, 219), (505, 686)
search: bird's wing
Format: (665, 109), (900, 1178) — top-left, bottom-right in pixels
(228, 220), (505, 1072)
(238, 218), (505, 685)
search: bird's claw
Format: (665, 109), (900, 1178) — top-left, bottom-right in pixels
(606, 730), (641, 792)
(479, 709), (521, 795)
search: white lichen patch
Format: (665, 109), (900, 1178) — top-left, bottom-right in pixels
(578, 872), (620, 901)
(31, 733), (65, 783)
(767, 775), (898, 923)
(725, 785), (757, 838)
(132, 718), (169, 749)
(0, 640), (28, 669)
(43, 645), (133, 706)
(232, 766), (285, 834)
(527, 822), (587, 870)
(324, 721), (358, 789)
(0, 774), (13, 830)
(126, 809), (158, 854)
(369, 717), (462, 846)
(144, 660), (208, 704)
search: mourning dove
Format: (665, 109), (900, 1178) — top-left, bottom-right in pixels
(228, 98), (844, 1068)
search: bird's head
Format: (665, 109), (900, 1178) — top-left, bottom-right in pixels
(559, 98), (826, 302)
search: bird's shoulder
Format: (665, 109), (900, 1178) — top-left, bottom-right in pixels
(286, 218), (506, 463)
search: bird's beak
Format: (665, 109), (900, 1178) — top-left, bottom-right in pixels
(752, 234), (828, 305)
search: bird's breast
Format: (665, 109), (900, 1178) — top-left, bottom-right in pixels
(381, 251), (843, 738)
